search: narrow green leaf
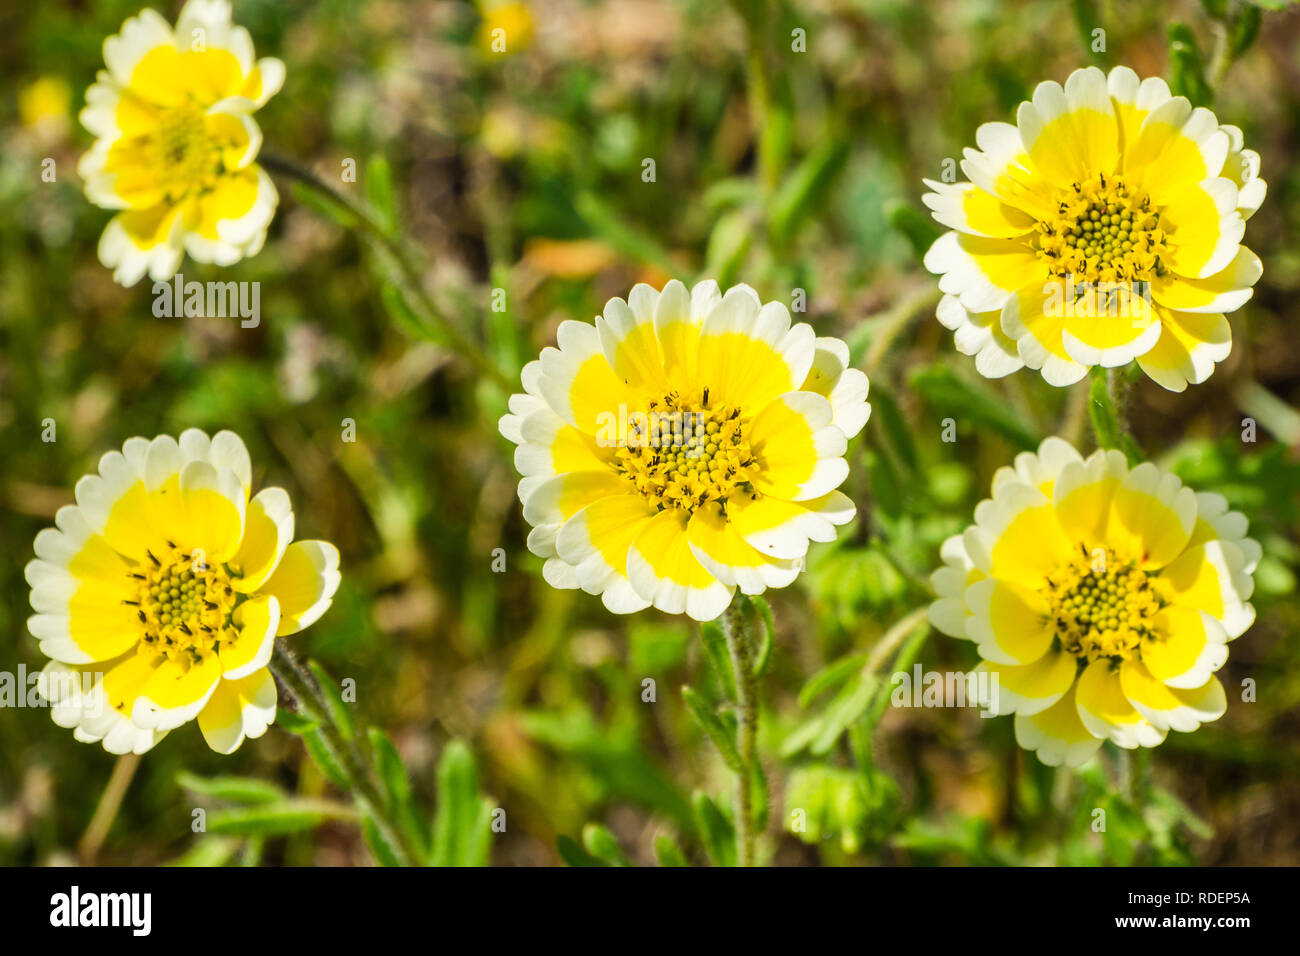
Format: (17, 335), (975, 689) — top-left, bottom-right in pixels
(364, 154), (398, 235)
(1168, 24), (1213, 107)
(704, 208), (754, 290)
(699, 621), (736, 700)
(206, 799), (355, 837)
(369, 728), (411, 808)
(302, 730), (350, 791)
(769, 138), (851, 244)
(749, 595), (775, 678)
(582, 823), (631, 866)
(361, 810), (404, 867)
(909, 363), (1041, 450)
(885, 199), (944, 261)
(275, 709), (321, 735)
(682, 686), (744, 771)
(176, 772), (286, 805)
(165, 836), (240, 867)
(557, 834), (605, 867)
(798, 652), (869, 709)
(290, 181), (359, 229)
(811, 673), (879, 756)
(692, 792), (736, 868)
(653, 834), (691, 867)
(307, 661), (356, 741)
(430, 740), (494, 867)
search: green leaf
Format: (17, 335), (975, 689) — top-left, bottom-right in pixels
(1229, 4), (1263, 56)
(275, 709), (321, 735)
(653, 834), (691, 867)
(361, 810), (405, 866)
(165, 836), (241, 867)
(769, 138), (851, 245)
(176, 772), (286, 805)
(301, 730), (350, 791)
(1168, 24), (1213, 107)
(368, 728), (431, 857)
(798, 652), (869, 709)
(749, 596), (775, 678)
(290, 181), (359, 229)
(430, 740), (494, 867)
(692, 792), (736, 868)
(582, 823), (631, 866)
(364, 154), (398, 235)
(307, 661), (356, 741)
(885, 199), (943, 261)
(369, 728), (411, 808)
(557, 835), (605, 867)
(704, 208), (755, 290)
(699, 620), (736, 700)
(909, 363), (1041, 450)
(205, 799), (355, 837)
(871, 385), (920, 474)
(682, 686), (744, 771)
(810, 673), (878, 755)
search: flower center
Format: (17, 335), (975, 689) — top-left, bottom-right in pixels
(126, 544), (239, 667)
(615, 390), (754, 513)
(1044, 546), (1161, 663)
(151, 103), (223, 201)
(1037, 175), (1169, 285)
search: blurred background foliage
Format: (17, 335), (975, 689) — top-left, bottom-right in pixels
(1, 0), (1298, 866)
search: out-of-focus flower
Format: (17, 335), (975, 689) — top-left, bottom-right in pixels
(930, 437), (1258, 766)
(19, 77), (72, 138)
(499, 280), (869, 622)
(28, 429), (340, 755)
(923, 66), (1264, 391)
(476, 1), (535, 56)
(77, 0), (283, 285)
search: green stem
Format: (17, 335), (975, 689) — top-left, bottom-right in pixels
(721, 600), (760, 867)
(269, 642), (421, 866)
(260, 153), (512, 391)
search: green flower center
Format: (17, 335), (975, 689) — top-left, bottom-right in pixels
(126, 544), (238, 667)
(615, 390), (754, 513)
(1045, 546), (1162, 663)
(152, 103), (223, 201)
(1038, 175), (1169, 285)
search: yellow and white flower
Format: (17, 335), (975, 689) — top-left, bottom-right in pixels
(930, 437), (1257, 766)
(923, 66), (1265, 391)
(500, 280), (869, 622)
(27, 429), (340, 755)
(78, 0), (283, 286)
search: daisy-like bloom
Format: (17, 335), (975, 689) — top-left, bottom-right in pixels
(923, 66), (1265, 391)
(929, 437), (1258, 767)
(499, 280), (869, 622)
(78, 0), (283, 286)
(27, 430), (341, 755)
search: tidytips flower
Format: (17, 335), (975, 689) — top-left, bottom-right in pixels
(923, 66), (1264, 391)
(27, 430), (341, 755)
(500, 280), (869, 622)
(930, 437), (1258, 766)
(78, 0), (283, 286)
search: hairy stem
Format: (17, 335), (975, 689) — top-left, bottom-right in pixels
(270, 642), (421, 866)
(721, 600), (760, 867)
(260, 152), (511, 390)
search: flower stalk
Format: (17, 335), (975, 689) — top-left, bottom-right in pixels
(260, 152), (512, 391)
(721, 599), (761, 867)
(269, 642), (422, 867)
